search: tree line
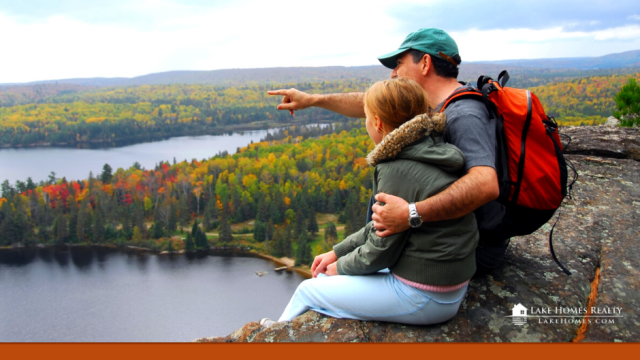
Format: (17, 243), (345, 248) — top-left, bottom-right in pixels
(4, 72), (639, 147)
(0, 81), (370, 147)
(0, 124), (373, 263)
(529, 73), (640, 126)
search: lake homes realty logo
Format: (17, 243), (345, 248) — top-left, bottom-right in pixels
(507, 303), (623, 326)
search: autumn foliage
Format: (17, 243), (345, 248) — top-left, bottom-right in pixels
(0, 81), (369, 147)
(0, 124), (374, 255)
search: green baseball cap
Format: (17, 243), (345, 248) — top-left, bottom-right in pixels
(378, 28), (460, 69)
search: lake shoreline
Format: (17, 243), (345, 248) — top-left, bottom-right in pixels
(0, 120), (338, 150)
(0, 241), (307, 341)
(0, 243), (313, 279)
(0, 124), (272, 149)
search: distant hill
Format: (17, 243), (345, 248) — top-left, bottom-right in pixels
(1, 49), (639, 89)
(471, 49), (640, 69)
(0, 66), (391, 88)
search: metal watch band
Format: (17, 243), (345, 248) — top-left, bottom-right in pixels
(408, 203), (422, 228)
(409, 203), (419, 218)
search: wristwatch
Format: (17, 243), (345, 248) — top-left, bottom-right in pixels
(408, 203), (423, 228)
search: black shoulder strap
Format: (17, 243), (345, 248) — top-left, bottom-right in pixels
(440, 86), (498, 119)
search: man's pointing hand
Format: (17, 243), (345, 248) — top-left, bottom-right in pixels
(268, 88), (315, 116)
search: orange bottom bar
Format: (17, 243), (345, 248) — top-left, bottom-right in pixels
(2, 343), (638, 360)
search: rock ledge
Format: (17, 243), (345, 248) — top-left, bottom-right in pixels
(197, 126), (640, 343)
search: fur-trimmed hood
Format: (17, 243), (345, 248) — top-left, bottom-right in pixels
(366, 112), (465, 172)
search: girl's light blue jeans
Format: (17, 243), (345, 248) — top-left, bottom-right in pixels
(278, 270), (468, 325)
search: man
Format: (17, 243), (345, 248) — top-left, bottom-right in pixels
(269, 28), (508, 276)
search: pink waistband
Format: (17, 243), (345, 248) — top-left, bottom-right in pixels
(393, 273), (469, 293)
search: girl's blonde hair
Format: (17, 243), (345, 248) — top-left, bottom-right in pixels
(364, 77), (432, 131)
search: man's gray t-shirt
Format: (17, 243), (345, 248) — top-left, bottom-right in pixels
(437, 89), (505, 232)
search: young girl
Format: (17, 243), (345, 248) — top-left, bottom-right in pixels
(266, 78), (478, 326)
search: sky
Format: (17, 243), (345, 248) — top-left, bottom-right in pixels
(1, 0), (640, 83)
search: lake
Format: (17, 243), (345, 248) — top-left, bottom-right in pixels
(0, 246), (306, 342)
(0, 130), (273, 184)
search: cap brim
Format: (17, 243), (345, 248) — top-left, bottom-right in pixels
(377, 48), (408, 69)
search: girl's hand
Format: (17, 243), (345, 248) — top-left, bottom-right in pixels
(311, 250), (337, 277)
(326, 262), (339, 276)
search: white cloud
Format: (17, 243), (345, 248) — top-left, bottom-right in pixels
(2, 1), (640, 83)
(0, 13), (167, 82)
(0, 1), (403, 83)
(592, 25), (640, 40)
(452, 25), (640, 61)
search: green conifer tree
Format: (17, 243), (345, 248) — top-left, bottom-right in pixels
(295, 229), (312, 266)
(151, 219), (165, 239)
(131, 203), (146, 236)
(177, 196), (190, 232)
(614, 77), (640, 127)
(191, 219), (199, 239)
(284, 225), (292, 258)
(293, 209), (306, 239)
(218, 203), (233, 243)
(256, 197), (269, 223)
(0, 204), (17, 246)
(253, 220), (266, 243)
(76, 200), (92, 243)
(104, 224), (118, 242)
(92, 204), (106, 243)
(185, 233), (195, 251)
(52, 213), (68, 245)
(202, 197), (218, 230)
(163, 239), (174, 252)
(100, 164), (113, 184)
(307, 207), (319, 235)
(343, 191), (362, 237)
(197, 228), (209, 249)
(272, 227), (284, 257)
(168, 205), (178, 233)
(268, 201), (282, 224)
(324, 221), (338, 245)
(67, 194), (79, 243)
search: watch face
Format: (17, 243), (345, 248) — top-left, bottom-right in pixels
(409, 217), (422, 227)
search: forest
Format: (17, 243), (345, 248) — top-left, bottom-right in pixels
(0, 80), (369, 147)
(0, 122), (374, 264)
(530, 73), (640, 126)
(2, 71), (638, 147)
(2, 67), (639, 265)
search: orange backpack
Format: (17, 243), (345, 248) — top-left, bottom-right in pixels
(441, 71), (573, 274)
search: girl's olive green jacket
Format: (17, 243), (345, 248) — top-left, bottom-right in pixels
(333, 113), (478, 285)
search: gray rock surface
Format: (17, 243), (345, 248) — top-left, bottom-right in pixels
(562, 126), (640, 160)
(603, 117), (620, 127)
(197, 126), (640, 343)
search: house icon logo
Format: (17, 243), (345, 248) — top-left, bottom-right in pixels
(511, 303), (528, 326)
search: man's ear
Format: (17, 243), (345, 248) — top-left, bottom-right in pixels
(421, 54), (431, 76)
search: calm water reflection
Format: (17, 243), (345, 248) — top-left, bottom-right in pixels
(0, 247), (305, 342)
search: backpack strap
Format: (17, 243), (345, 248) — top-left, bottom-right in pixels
(439, 81), (510, 198)
(439, 88), (484, 113)
(497, 70), (510, 87)
(440, 80), (500, 118)
(548, 208), (572, 275)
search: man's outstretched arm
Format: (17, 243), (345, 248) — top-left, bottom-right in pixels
(268, 89), (365, 118)
(371, 166), (499, 237)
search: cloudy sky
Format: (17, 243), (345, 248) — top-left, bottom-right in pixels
(1, 0), (640, 83)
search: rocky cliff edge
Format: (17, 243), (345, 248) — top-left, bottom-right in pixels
(197, 125), (640, 343)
